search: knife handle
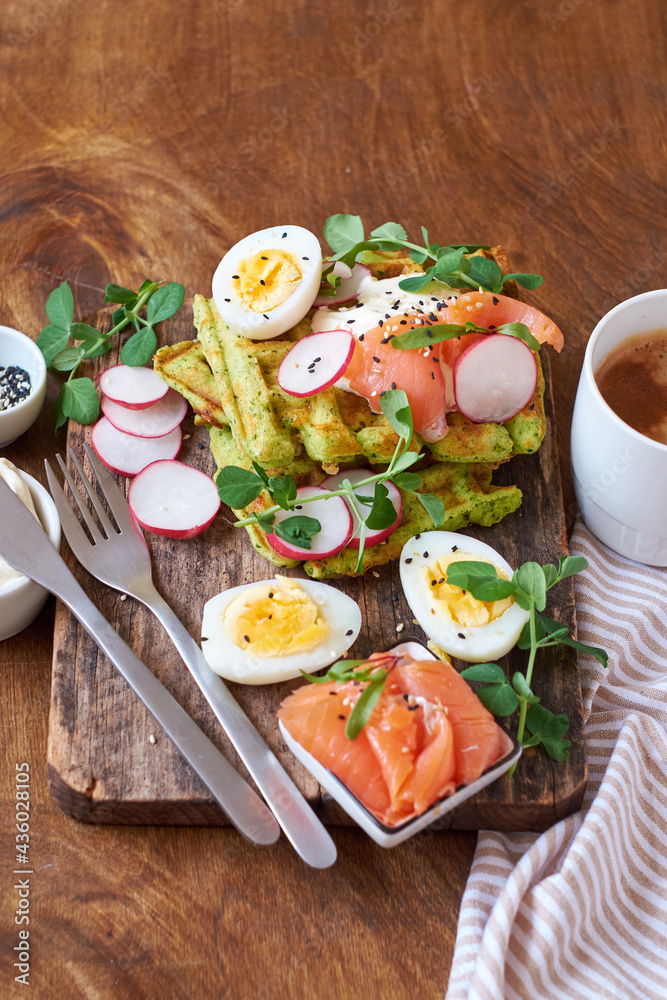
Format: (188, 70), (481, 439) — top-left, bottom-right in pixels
(140, 589), (337, 869)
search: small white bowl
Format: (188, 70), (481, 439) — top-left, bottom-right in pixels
(0, 471), (61, 641)
(0, 327), (47, 448)
(280, 640), (521, 848)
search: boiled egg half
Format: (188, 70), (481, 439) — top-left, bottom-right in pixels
(400, 531), (529, 662)
(200, 576), (361, 684)
(212, 225), (323, 340)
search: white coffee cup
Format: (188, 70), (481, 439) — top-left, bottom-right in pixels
(571, 288), (667, 565)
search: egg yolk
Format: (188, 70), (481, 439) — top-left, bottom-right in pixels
(236, 249), (302, 313)
(422, 553), (513, 627)
(223, 577), (330, 656)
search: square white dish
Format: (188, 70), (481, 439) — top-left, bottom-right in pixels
(279, 639), (522, 848)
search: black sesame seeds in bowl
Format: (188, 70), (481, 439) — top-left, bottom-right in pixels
(0, 326), (47, 447)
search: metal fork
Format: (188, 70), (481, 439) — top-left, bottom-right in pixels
(46, 445), (337, 869)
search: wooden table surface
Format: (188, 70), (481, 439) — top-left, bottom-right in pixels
(0, 1), (663, 997)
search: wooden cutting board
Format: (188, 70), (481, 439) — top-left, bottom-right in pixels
(46, 326), (585, 832)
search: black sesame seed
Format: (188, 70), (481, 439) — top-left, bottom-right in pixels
(431, 580), (437, 586)
(378, 319), (384, 327)
(329, 691), (337, 696)
(373, 356), (380, 363)
(391, 381), (396, 389)
(268, 614), (272, 619)
(391, 594), (398, 601)
(359, 333), (365, 341)
(423, 551), (429, 558)
(345, 629), (353, 636)
(379, 390), (386, 396)
(302, 256), (309, 260)
(260, 279), (265, 285)
(268, 592), (274, 598)
(400, 320), (407, 325)
(405, 558), (413, 564)
(488, 324), (496, 330)
(407, 704), (419, 711)
(438, 577), (445, 584)
(224, 297), (231, 302)
(431, 371), (435, 379)
(338, 714), (346, 721)
(493, 296), (499, 305)
(457, 632), (466, 640)
(356, 302), (363, 308)
(452, 545), (458, 551)
(232, 274), (239, 279)
(263, 314), (269, 319)
(381, 337), (389, 345)
(201, 637), (209, 641)
(313, 357), (321, 362)
(261, 255), (268, 260)
(433, 357), (440, 362)
(295, 505), (302, 510)
(402, 693), (409, 701)
(282, 232), (287, 238)
(244, 635), (250, 642)
(348, 318), (355, 324)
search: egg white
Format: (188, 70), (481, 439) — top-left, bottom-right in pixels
(212, 225), (323, 340)
(399, 531), (530, 662)
(200, 578), (361, 685)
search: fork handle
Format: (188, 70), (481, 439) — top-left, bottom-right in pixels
(142, 590), (337, 869)
(54, 577), (280, 846)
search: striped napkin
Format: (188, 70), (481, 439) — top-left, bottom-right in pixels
(445, 520), (667, 1000)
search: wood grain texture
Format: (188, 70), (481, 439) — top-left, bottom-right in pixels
(46, 341), (585, 832)
(1, 0), (664, 996)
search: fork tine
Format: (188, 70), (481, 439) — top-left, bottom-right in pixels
(68, 451), (117, 538)
(55, 455), (104, 543)
(82, 443), (135, 533)
(45, 459), (99, 552)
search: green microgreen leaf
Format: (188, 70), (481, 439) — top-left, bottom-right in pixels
(324, 214), (366, 255)
(346, 670), (388, 739)
(37, 324), (71, 368)
(523, 704), (571, 760)
(445, 561), (517, 602)
(513, 562), (547, 612)
(416, 492), (446, 527)
(502, 272), (544, 290)
(556, 555), (589, 581)
(391, 472), (422, 491)
(476, 683), (519, 716)
(268, 474), (297, 511)
(390, 451), (422, 474)
(121, 326), (158, 366)
(380, 388), (413, 441)
(51, 377), (100, 432)
(466, 256), (503, 293)
(45, 281), (74, 330)
(216, 466), (266, 508)
(496, 322), (541, 352)
(397, 268), (436, 293)
(300, 659), (366, 684)
(408, 248), (430, 264)
(365, 482), (397, 531)
(146, 282), (185, 325)
(512, 671), (539, 703)
(543, 564), (559, 589)
(251, 462), (270, 486)
(274, 515), (320, 550)
(369, 221), (408, 248)
(104, 283), (139, 307)
(390, 321), (486, 352)
(50, 345), (86, 372)
(460, 663), (506, 684)
(434, 248), (466, 278)
(70, 322), (104, 343)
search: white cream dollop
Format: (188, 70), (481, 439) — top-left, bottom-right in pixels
(0, 459), (41, 590)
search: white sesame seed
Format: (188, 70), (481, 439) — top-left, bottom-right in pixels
(396, 623), (404, 632)
(372, 571), (380, 578)
(149, 734), (156, 744)
(120, 594), (127, 601)
(159, 505), (167, 511)
(183, 434), (191, 440)
(401, 746), (410, 754)
(371, 390), (377, 397)
(475, 302), (483, 308)
(466, 305), (473, 312)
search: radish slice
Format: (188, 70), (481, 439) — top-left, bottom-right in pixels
(453, 334), (538, 424)
(266, 487), (353, 560)
(91, 417), (181, 477)
(128, 460), (221, 538)
(101, 389), (187, 438)
(313, 263), (371, 308)
(99, 365), (169, 410)
(277, 330), (355, 397)
(321, 469), (403, 548)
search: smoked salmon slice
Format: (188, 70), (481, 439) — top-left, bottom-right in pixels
(342, 291), (563, 442)
(277, 653), (502, 827)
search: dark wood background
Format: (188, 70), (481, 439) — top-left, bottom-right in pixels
(0, 1), (664, 997)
